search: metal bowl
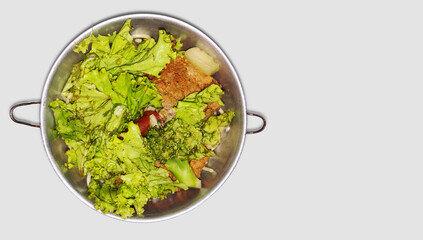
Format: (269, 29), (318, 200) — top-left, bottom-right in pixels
(10, 13), (266, 222)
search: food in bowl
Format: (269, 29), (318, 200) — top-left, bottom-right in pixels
(49, 18), (234, 219)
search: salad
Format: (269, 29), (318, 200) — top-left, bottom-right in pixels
(49, 19), (234, 219)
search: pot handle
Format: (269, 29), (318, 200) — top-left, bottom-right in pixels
(9, 101), (41, 128)
(246, 112), (266, 134)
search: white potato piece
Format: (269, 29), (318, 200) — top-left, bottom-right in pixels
(184, 47), (220, 75)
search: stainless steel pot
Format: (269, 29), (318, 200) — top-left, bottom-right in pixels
(9, 13), (266, 222)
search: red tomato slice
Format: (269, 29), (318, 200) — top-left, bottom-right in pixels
(136, 111), (165, 136)
(136, 115), (150, 136)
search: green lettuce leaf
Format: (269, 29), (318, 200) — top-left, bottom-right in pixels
(201, 110), (235, 149)
(165, 156), (201, 189)
(74, 19), (175, 78)
(174, 84), (225, 124)
(192, 84), (224, 105)
(116, 30), (175, 77)
(132, 76), (163, 109)
(74, 32), (116, 55)
(174, 101), (207, 125)
(83, 68), (123, 104)
(49, 99), (86, 140)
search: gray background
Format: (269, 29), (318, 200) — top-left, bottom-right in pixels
(2, 0), (423, 239)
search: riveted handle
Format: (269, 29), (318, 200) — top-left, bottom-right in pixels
(246, 112), (266, 134)
(10, 101), (41, 128)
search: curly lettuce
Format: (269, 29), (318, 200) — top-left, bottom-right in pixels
(201, 110), (235, 149)
(74, 19), (175, 77)
(174, 84), (225, 125)
(86, 123), (187, 218)
(49, 19), (180, 218)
